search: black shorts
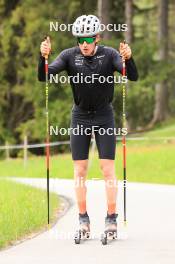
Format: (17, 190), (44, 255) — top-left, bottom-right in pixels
(70, 104), (116, 160)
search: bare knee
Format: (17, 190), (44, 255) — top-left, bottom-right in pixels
(100, 160), (115, 179)
(74, 160), (88, 178)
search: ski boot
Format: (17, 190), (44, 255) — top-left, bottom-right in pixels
(101, 213), (118, 245)
(74, 212), (90, 244)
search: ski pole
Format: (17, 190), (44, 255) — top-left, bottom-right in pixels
(122, 40), (127, 226)
(44, 36), (50, 226)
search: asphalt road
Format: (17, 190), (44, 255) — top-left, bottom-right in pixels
(1, 178), (175, 264)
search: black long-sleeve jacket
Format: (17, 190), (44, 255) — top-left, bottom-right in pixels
(38, 45), (138, 110)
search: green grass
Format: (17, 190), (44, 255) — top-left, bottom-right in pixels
(0, 179), (59, 250)
(146, 124), (175, 137)
(126, 119), (175, 147)
(134, 118), (175, 138)
(0, 120), (175, 185)
(0, 142), (174, 184)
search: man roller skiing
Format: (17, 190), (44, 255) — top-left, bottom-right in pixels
(38, 15), (138, 241)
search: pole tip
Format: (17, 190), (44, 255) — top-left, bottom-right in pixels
(124, 220), (127, 227)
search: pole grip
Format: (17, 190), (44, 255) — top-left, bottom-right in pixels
(44, 35), (51, 60)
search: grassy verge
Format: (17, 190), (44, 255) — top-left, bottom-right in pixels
(0, 142), (174, 184)
(0, 121), (174, 185)
(0, 179), (59, 250)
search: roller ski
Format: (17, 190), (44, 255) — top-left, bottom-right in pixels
(74, 212), (90, 244)
(101, 213), (118, 245)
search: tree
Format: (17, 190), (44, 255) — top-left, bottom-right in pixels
(125, 0), (133, 43)
(97, 0), (110, 40)
(124, 0), (134, 131)
(150, 0), (169, 125)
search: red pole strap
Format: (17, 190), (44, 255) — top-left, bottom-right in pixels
(122, 62), (126, 76)
(45, 60), (48, 74)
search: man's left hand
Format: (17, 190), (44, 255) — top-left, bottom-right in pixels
(119, 42), (132, 60)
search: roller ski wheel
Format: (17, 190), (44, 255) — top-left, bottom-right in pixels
(74, 212), (90, 244)
(101, 230), (117, 245)
(101, 232), (107, 245)
(74, 230), (81, 244)
(74, 226), (90, 244)
(101, 213), (118, 245)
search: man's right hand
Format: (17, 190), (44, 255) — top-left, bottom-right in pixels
(40, 36), (51, 58)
